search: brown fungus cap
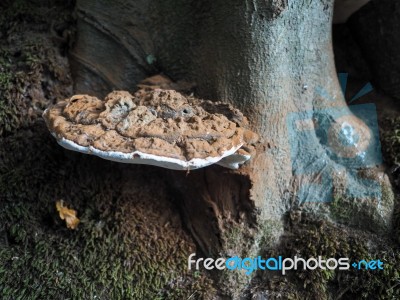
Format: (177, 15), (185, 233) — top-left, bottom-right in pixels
(43, 89), (258, 170)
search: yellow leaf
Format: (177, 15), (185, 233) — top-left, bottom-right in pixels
(56, 200), (80, 229)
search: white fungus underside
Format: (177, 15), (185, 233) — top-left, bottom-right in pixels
(54, 134), (248, 170)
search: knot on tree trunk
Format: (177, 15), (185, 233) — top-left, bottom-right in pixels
(256, 0), (288, 19)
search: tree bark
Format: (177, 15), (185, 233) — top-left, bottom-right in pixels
(70, 0), (393, 296)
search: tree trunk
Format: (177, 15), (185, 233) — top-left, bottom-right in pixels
(70, 0), (393, 296)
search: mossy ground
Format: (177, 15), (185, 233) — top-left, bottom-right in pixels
(381, 116), (400, 168)
(0, 0), (73, 136)
(0, 124), (215, 299)
(251, 212), (400, 299)
(380, 116), (400, 244)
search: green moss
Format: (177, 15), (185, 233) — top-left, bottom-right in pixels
(0, 40), (54, 135)
(0, 0), (73, 136)
(381, 117), (400, 167)
(222, 224), (255, 258)
(0, 126), (215, 299)
(0, 48), (19, 135)
(380, 116), (400, 245)
(257, 213), (400, 299)
(330, 193), (354, 221)
(214, 218), (283, 298)
(329, 173), (394, 235)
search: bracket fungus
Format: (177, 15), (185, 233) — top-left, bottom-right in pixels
(43, 89), (258, 170)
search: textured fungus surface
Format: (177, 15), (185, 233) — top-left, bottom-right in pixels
(43, 89), (258, 170)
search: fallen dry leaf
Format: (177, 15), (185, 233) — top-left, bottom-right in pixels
(56, 200), (80, 229)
